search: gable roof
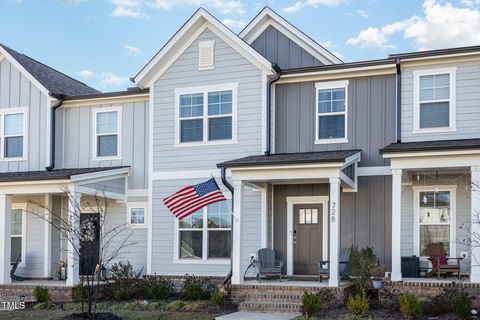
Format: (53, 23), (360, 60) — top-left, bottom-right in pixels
(133, 8), (274, 88)
(239, 7), (342, 65)
(0, 43), (99, 96)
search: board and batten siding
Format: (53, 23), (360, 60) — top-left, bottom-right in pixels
(81, 178), (126, 196)
(250, 25), (323, 69)
(0, 57), (49, 172)
(401, 60), (480, 142)
(61, 100), (149, 190)
(274, 75), (396, 167)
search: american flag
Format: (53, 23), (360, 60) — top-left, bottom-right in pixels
(163, 178), (226, 220)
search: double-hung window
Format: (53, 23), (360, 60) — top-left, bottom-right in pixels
(0, 108), (27, 159)
(176, 84), (236, 145)
(414, 68), (456, 132)
(315, 80), (348, 144)
(177, 201), (231, 262)
(93, 107), (122, 159)
(11, 204), (26, 264)
(127, 203), (147, 228)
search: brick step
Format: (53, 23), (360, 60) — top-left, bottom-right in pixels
(238, 301), (303, 313)
(235, 292), (304, 303)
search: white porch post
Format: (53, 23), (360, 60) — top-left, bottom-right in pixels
(0, 194), (12, 284)
(66, 192), (81, 286)
(260, 187), (268, 249)
(471, 167), (480, 283)
(44, 194), (52, 278)
(232, 180), (244, 285)
(391, 169), (402, 281)
(329, 177), (341, 287)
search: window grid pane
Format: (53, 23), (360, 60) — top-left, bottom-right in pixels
(130, 208), (145, 225)
(5, 136), (23, 158)
(420, 102), (449, 128)
(180, 119), (203, 142)
(97, 135), (118, 157)
(179, 93), (203, 118)
(208, 117), (232, 141)
(96, 111), (118, 134)
(318, 115), (345, 139)
(179, 231), (202, 259)
(4, 114), (23, 135)
(208, 90), (232, 116)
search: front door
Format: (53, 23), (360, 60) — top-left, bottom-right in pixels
(80, 213), (100, 276)
(293, 204), (323, 275)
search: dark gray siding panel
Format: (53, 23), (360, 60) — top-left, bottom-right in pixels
(274, 75), (396, 167)
(251, 25), (324, 69)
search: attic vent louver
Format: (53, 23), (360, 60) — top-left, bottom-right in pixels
(198, 40), (215, 70)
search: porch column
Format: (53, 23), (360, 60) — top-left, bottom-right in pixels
(0, 194), (12, 284)
(66, 192), (81, 286)
(471, 167), (480, 283)
(391, 169), (402, 281)
(44, 194), (52, 278)
(232, 180), (244, 285)
(329, 177), (341, 287)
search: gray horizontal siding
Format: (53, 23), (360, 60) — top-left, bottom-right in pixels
(62, 100), (149, 190)
(401, 60), (480, 142)
(274, 75), (396, 167)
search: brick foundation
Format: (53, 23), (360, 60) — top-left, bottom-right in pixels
(0, 284), (75, 303)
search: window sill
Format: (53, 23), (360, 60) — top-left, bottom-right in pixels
(0, 157), (27, 162)
(173, 258), (231, 265)
(198, 66), (215, 71)
(92, 156), (122, 161)
(174, 140), (238, 148)
(315, 138), (348, 145)
(128, 224), (147, 229)
(412, 127), (457, 134)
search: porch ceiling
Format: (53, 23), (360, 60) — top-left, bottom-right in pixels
(0, 167), (129, 183)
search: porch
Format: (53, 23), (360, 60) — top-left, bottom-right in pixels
(0, 167), (130, 286)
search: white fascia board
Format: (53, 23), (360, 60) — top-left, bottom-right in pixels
(134, 8), (273, 87)
(69, 167), (130, 183)
(390, 153), (480, 170)
(75, 186), (125, 201)
(382, 149), (480, 159)
(240, 7), (342, 64)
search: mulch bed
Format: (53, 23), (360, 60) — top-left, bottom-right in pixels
(62, 312), (121, 320)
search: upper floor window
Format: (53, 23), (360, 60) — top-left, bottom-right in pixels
(315, 80), (348, 144)
(127, 203), (147, 228)
(175, 84), (237, 146)
(413, 68), (456, 133)
(92, 106), (122, 160)
(0, 108), (27, 160)
(198, 40), (215, 70)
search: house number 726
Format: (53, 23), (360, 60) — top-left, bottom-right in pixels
(330, 202), (336, 223)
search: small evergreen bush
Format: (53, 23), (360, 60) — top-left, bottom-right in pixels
(183, 275), (207, 300)
(210, 288), (226, 307)
(399, 293), (423, 320)
(347, 290), (369, 316)
(33, 286), (51, 304)
(302, 291), (321, 317)
(146, 277), (173, 300)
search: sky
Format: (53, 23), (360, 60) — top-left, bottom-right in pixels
(1, 0), (480, 92)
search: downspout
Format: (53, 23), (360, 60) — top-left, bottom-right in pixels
(45, 93), (65, 171)
(220, 167), (234, 286)
(265, 64), (282, 155)
(395, 58), (402, 143)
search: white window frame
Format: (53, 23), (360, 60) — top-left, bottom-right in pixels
(315, 80), (349, 144)
(92, 106), (123, 161)
(413, 185), (456, 258)
(198, 40), (215, 71)
(413, 67), (457, 134)
(0, 107), (28, 161)
(173, 198), (232, 265)
(11, 203), (27, 267)
(174, 83), (238, 147)
(127, 202), (147, 229)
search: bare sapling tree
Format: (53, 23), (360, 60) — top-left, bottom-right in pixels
(26, 185), (137, 319)
(458, 181), (480, 275)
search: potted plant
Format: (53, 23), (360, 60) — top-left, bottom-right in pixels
(369, 264), (387, 289)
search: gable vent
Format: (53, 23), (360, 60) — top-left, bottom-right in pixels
(198, 40), (215, 70)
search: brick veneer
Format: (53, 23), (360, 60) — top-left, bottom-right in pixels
(0, 284), (75, 303)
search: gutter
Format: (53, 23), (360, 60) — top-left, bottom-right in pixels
(46, 93), (65, 171)
(395, 58), (402, 143)
(220, 167), (234, 287)
(265, 63), (282, 155)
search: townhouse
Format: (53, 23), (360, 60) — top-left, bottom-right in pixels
(0, 7), (480, 292)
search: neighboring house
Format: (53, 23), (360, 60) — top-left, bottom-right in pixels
(1, 6), (480, 289)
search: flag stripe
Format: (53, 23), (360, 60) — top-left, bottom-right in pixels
(164, 187), (195, 205)
(167, 193), (199, 210)
(174, 191), (225, 217)
(176, 194), (226, 220)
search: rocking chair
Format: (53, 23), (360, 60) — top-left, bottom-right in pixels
(426, 242), (463, 280)
(11, 252), (24, 281)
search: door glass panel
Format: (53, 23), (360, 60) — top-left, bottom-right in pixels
(312, 209), (318, 224)
(305, 209), (312, 224)
(299, 209), (305, 224)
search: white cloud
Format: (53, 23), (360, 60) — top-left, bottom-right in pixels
(355, 9), (368, 18)
(347, 0), (480, 51)
(124, 45), (141, 56)
(282, 0), (344, 13)
(56, 0), (88, 5)
(100, 72), (130, 87)
(222, 18), (247, 29)
(321, 40), (339, 49)
(110, 0), (148, 18)
(460, 0), (480, 7)
(148, 0), (246, 15)
(78, 70), (95, 79)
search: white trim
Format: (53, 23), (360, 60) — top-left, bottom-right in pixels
(147, 85), (154, 274)
(127, 202), (148, 229)
(286, 196), (329, 276)
(11, 203), (27, 268)
(43, 195), (52, 277)
(385, 149), (480, 159)
(153, 169), (226, 180)
(70, 168), (130, 183)
(391, 169), (402, 281)
(260, 187), (267, 248)
(174, 83), (238, 147)
(357, 166), (392, 176)
(0, 107), (28, 161)
(126, 189), (149, 197)
(315, 80), (349, 145)
(413, 67), (457, 133)
(470, 167), (480, 283)
(0, 54), (4, 63)
(198, 40), (215, 70)
(328, 177), (341, 287)
(261, 71), (268, 154)
(92, 106), (123, 161)
(412, 185), (457, 258)
(239, 7), (342, 64)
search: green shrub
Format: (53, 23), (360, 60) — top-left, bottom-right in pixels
(302, 291), (321, 317)
(114, 285), (135, 301)
(109, 261), (144, 301)
(73, 284), (88, 301)
(33, 301), (55, 310)
(452, 290), (473, 320)
(347, 290), (369, 316)
(183, 275), (207, 300)
(399, 294), (423, 320)
(423, 287), (457, 315)
(164, 300), (186, 311)
(210, 288), (226, 307)
(146, 277), (173, 301)
(348, 245), (377, 290)
(33, 286), (51, 304)
(110, 261), (142, 280)
(316, 288), (337, 310)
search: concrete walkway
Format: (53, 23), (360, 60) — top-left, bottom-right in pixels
(216, 312), (300, 320)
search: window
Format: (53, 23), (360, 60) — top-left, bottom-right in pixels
(198, 40), (215, 70)
(315, 80), (348, 144)
(177, 200), (231, 261)
(93, 107), (122, 159)
(127, 204), (147, 227)
(176, 84), (237, 146)
(0, 108), (27, 159)
(414, 68), (456, 132)
(11, 205), (26, 264)
(414, 187), (455, 257)
(299, 208), (318, 224)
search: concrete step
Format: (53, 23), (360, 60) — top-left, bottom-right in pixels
(238, 301), (303, 313)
